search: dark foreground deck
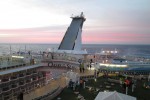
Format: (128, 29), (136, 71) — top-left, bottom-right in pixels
(54, 76), (150, 100)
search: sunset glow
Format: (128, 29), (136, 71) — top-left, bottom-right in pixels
(0, 0), (150, 44)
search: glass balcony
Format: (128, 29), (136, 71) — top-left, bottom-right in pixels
(1, 78), (9, 83)
(2, 87), (10, 92)
(11, 76), (18, 80)
(18, 74), (24, 77)
(19, 81), (24, 86)
(11, 84), (18, 88)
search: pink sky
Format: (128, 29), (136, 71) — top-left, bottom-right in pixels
(0, 28), (149, 44)
(0, 0), (150, 44)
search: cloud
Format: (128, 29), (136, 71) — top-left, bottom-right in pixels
(0, 0), (150, 44)
(0, 0), (71, 29)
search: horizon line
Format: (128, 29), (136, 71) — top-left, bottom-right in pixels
(0, 43), (150, 45)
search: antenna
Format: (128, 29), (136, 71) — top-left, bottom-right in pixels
(10, 45), (11, 55)
(25, 45), (26, 53)
(71, 14), (73, 17)
(80, 12), (83, 17)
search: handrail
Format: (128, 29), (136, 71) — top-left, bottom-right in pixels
(1, 77), (46, 94)
(0, 73), (38, 84)
(33, 86), (61, 100)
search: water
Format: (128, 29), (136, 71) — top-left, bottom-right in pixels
(0, 43), (150, 58)
(82, 44), (150, 58)
(0, 43), (58, 55)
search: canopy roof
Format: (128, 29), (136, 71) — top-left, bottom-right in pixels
(95, 91), (136, 100)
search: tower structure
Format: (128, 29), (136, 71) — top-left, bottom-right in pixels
(58, 12), (86, 51)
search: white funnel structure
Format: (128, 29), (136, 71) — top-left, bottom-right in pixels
(58, 12), (86, 54)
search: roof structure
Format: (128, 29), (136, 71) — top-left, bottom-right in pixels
(95, 91), (136, 100)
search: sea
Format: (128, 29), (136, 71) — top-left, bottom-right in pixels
(0, 44), (150, 58)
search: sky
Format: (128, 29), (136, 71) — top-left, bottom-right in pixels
(0, 0), (150, 44)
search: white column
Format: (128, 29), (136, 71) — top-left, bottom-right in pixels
(132, 84), (134, 92)
(83, 82), (85, 89)
(126, 86), (128, 95)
